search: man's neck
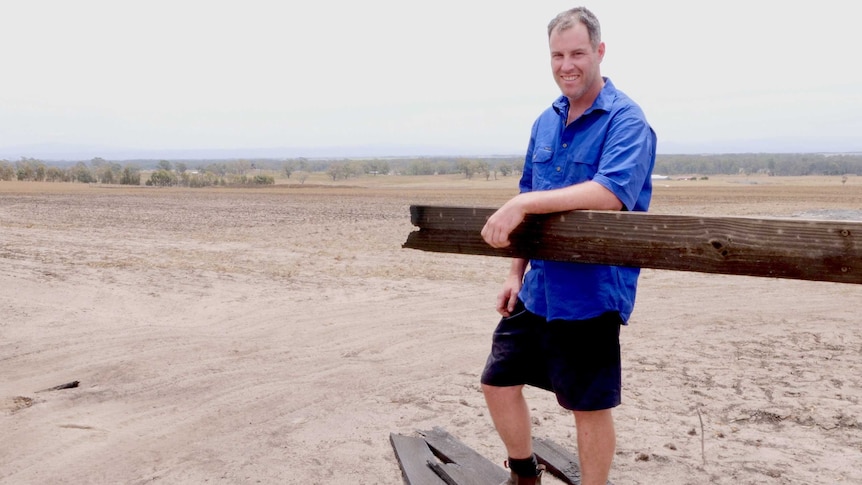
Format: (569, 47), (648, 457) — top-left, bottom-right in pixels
(566, 78), (605, 125)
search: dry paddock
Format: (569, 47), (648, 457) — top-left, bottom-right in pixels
(1, 174), (861, 484)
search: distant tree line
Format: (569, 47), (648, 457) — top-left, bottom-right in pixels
(315, 157), (520, 180)
(0, 157), (142, 184)
(654, 153), (862, 176)
(144, 159), (274, 187)
(0, 156), (524, 186)
(3, 153), (859, 186)
(0, 157), (276, 187)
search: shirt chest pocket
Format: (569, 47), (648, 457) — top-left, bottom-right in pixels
(531, 146), (597, 188)
(530, 147), (555, 188)
(564, 155), (598, 184)
(532, 147), (554, 164)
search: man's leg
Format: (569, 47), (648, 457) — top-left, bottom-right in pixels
(482, 384), (533, 459)
(573, 409), (615, 485)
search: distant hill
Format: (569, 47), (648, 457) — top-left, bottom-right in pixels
(2, 136), (861, 162)
(0, 143), (521, 162)
(658, 136), (862, 155)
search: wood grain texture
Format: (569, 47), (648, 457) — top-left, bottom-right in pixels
(418, 427), (509, 485)
(405, 205), (862, 284)
(389, 434), (448, 485)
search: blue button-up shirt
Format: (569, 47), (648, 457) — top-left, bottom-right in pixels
(518, 78), (656, 322)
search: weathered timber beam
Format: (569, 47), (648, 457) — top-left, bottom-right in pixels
(389, 434), (448, 485)
(418, 427), (509, 485)
(403, 205), (862, 285)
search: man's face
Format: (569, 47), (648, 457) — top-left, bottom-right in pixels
(549, 22), (605, 104)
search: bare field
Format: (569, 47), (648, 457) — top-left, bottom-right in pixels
(1, 175), (861, 484)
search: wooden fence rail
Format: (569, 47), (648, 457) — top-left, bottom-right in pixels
(403, 205), (862, 285)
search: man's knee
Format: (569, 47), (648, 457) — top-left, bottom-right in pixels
(573, 408), (613, 418)
(572, 408), (615, 430)
(482, 383), (523, 402)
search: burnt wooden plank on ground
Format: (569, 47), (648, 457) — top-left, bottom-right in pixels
(389, 433), (448, 485)
(404, 205), (862, 285)
(392, 428), (617, 485)
(532, 436), (581, 485)
(418, 427), (510, 485)
(35, 380), (80, 393)
(533, 438), (613, 485)
(532, 436), (616, 485)
(427, 461), (477, 485)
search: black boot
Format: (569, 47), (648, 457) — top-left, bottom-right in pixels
(500, 464), (545, 485)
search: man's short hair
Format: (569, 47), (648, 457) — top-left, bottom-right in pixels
(547, 6), (602, 50)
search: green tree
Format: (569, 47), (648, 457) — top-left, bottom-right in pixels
(119, 166), (141, 185)
(46, 166), (66, 182)
(147, 169), (177, 186)
(296, 157), (309, 172)
(70, 162), (95, 183)
(327, 162), (349, 181)
(474, 160), (491, 180)
(253, 174), (275, 185)
(234, 159), (251, 175)
(407, 159), (435, 175)
(16, 158), (36, 181)
(90, 157), (107, 170)
(456, 159), (487, 179)
(96, 162), (121, 184)
(283, 160), (296, 179)
(0, 160), (14, 181)
(365, 159), (390, 175)
(34, 163), (47, 181)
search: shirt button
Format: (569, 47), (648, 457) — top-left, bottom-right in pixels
(556, 166), (562, 172)
(562, 143), (568, 148)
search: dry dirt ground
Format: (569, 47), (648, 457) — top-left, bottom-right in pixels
(1, 174), (861, 484)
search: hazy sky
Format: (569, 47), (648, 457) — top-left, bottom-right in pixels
(2, 0), (861, 158)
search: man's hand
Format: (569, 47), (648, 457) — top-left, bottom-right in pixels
(481, 196), (527, 248)
(496, 274), (522, 317)
(482, 182), (624, 248)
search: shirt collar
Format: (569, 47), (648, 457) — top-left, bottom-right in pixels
(552, 77), (616, 117)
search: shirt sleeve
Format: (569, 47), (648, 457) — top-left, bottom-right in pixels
(591, 105), (656, 211)
(518, 118), (540, 194)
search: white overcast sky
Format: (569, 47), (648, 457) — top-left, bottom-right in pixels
(2, 0), (861, 157)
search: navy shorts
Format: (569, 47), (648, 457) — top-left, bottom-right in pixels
(480, 300), (622, 411)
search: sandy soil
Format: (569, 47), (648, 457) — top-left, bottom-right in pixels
(1, 174), (861, 484)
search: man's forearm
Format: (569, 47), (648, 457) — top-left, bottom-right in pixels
(509, 258), (528, 280)
(519, 180), (622, 214)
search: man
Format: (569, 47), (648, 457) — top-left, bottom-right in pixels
(479, 6), (656, 485)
